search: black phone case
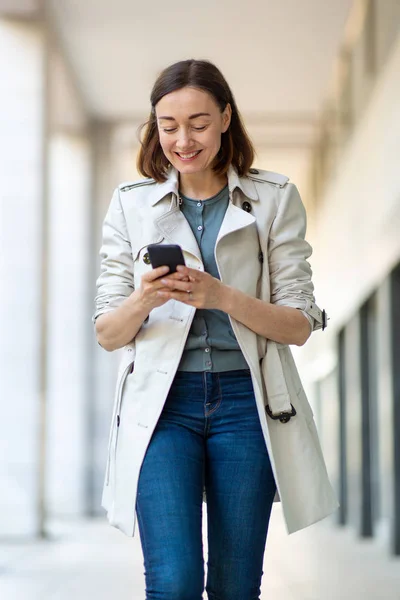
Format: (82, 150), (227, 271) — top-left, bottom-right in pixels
(147, 244), (186, 274)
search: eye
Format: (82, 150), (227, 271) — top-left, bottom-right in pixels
(162, 125), (207, 133)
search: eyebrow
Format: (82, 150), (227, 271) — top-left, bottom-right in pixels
(157, 112), (211, 121)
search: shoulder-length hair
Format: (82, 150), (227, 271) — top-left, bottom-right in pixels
(136, 59), (255, 182)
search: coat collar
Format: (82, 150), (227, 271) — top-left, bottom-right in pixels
(148, 164), (259, 206)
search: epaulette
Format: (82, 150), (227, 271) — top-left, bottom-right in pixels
(247, 168), (289, 188)
(119, 178), (155, 192)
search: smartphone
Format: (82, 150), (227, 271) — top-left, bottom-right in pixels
(147, 243), (186, 274)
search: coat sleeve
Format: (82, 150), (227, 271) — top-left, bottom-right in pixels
(267, 183), (326, 332)
(92, 187), (135, 324)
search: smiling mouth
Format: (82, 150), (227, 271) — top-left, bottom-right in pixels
(175, 150), (202, 160)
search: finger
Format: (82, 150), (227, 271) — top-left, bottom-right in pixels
(162, 272), (189, 282)
(160, 277), (192, 292)
(176, 265), (201, 279)
(142, 266), (170, 282)
(157, 290), (194, 303)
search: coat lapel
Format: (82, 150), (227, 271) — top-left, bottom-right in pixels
(216, 198), (256, 247)
(154, 206), (202, 263)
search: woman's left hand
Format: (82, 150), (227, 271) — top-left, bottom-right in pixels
(157, 265), (225, 310)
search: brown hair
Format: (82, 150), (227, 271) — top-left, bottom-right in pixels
(136, 59), (255, 182)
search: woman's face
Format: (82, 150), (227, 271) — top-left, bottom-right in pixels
(155, 87), (231, 176)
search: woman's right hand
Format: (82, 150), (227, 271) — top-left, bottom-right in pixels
(138, 266), (189, 312)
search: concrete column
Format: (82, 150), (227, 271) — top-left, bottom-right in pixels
(45, 133), (92, 517)
(375, 279), (395, 548)
(390, 265), (400, 555)
(0, 18), (46, 536)
(42, 25), (95, 517)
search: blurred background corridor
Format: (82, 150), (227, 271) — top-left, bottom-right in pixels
(1, 0), (400, 598)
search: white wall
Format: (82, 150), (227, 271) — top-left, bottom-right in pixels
(298, 33), (400, 377)
(255, 148), (312, 202)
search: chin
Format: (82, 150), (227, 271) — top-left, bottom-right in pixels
(170, 155), (216, 175)
(172, 161), (207, 174)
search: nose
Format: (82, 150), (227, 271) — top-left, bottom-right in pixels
(175, 128), (194, 151)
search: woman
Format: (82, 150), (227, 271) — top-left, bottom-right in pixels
(93, 59), (338, 600)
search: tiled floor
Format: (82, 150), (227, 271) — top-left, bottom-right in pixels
(1, 505), (399, 599)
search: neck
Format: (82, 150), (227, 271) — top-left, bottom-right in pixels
(178, 169), (228, 200)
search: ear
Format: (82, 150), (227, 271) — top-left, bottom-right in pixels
(222, 103), (232, 133)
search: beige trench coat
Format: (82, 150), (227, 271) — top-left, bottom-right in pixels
(93, 165), (339, 537)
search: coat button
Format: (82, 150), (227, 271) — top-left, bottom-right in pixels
(249, 168), (259, 174)
(143, 252), (151, 265)
(242, 201), (252, 213)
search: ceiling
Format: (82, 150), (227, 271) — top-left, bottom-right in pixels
(48, 0), (353, 123)
(46, 0), (353, 189)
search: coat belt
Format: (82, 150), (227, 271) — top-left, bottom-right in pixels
(263, 341), (293, 415)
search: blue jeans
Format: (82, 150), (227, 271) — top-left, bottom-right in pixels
(135, 369), (277, 600)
